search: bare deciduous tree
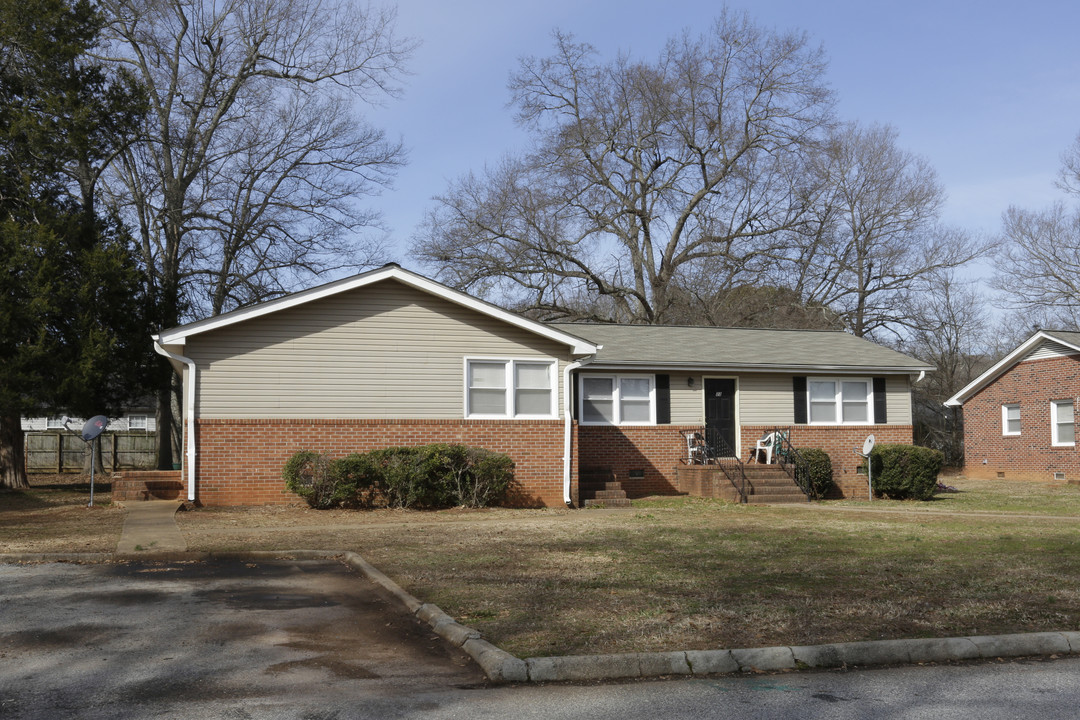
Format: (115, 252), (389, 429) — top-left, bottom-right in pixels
(903, 272), (991, 466)
(97, 0), (414, 466)
(791, 123), (985, 339)
(414, 12), (833, 324)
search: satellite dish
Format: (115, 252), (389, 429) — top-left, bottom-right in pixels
(81, 415), (108, 442)
(862, 434), (876, 456)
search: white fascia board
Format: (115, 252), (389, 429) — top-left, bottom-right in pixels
(943, 330), (1080, 407)
(579, 362), (933, 374)
(153, 265), (599, 355)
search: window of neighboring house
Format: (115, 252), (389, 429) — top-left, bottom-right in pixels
(46, 416), (66, 429)
(579, 374), (655, 425)
(1002, 404), (1021, 436)
(1052, 400), (1075, 447)
(128, 415), (148, 430)
(465, 359), (556, 418)
(807, 378), (872, 425)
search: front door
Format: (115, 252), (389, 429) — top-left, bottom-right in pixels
(704, 378), (737, 457)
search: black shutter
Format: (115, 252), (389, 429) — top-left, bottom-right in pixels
(873, 377), (887, 424)
(655, 374), (671, 424)
(793, 376), (807, 424)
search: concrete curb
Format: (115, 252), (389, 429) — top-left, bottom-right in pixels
(4, 550), (1080, 684)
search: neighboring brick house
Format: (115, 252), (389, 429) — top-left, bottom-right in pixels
(146, 264), (932, 506)
(945, 330), (1080, 483)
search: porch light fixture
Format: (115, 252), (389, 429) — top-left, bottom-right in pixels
(687, 377), (695, 387)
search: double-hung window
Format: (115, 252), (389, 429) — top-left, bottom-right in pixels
(465, 359), (556, 418)
(1052, 400), (1075, 447)
(1001, 404), (1020, 436)
(128, 414), (148, 430)
(808, 378), (872, 425)
(579, 374), (655, 425)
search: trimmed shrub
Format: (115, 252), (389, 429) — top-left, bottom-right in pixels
(797, 448), (834, 499)
(870, 443), (945, 500)
(282, 451), (344, 509)
(284, 444), (517, 510)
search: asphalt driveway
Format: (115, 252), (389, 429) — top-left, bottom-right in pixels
(0, 558), (485, 719)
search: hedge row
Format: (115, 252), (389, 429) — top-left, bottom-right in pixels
(282, 444), (516, 510)
(870, 443), (945, 500)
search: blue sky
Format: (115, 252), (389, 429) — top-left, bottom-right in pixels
(365, 0), (1080, 268)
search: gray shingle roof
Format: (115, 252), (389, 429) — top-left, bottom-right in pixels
(549, 323), (934, 373)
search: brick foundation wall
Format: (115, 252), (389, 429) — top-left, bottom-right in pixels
(577, 425), (698, 498)
(961, 355), (1080, 483)
(192, 419), (567, 507)
(111, 470), (183, 501)
(741, 425), (914, 500)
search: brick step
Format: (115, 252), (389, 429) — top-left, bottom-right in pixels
(587, 489), (628, 500)
(583, 497), (633, 508)
(579, 481), (625, 492)
(749, 483), (806, 495)
(747, 493), (810, 504)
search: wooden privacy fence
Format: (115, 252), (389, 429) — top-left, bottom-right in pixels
(25, 432), (157, 473)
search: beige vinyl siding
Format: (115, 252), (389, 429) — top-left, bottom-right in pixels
(186, 279), (571, 419)
(738, 373), (912, 426)
(669, 373), (703, 424)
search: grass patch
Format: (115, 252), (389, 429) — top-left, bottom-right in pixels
(6, 475), (1080, 657)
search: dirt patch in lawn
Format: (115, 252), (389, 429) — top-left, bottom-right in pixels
(0, 473), (125, 553)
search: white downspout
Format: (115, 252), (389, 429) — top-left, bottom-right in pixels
(153, 341), (197, 502)
(563, 358), (589, 507)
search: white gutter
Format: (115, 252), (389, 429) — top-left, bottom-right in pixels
(153, 341), (197, 502)
(563, 358), (591, 507)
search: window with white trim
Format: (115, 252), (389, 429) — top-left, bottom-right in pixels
(1002, 404), (1020, 436)
(46, 416), (66, 429)
(1052, 400), (1074, 446)
(579, 374), (655, 425)
(465, 359), (556, 418)
(128, 414), (148, 430)
(807, 378), (872, 425)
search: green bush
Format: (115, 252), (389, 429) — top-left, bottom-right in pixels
(797, 448), (834, 499)
(284, 444), (516, 510)
(282, 451), (344, 509)
(870, 443), (944, 500)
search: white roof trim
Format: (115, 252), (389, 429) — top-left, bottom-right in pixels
(154, 265), (599, 355)
(944, 330), (1080, 406)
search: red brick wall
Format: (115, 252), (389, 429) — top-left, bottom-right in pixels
(192, 419), (567, 507)
(577, 425), (698, 498)
(741, 424), (914, 500)
(961, 355), (1080, 482)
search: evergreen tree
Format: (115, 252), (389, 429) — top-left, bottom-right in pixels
(0, 0), (149, 489)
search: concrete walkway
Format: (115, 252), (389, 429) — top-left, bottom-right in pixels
(115, 500), (186, 554)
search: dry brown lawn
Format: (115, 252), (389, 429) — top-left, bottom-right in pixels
(5, 474), (1080, 658)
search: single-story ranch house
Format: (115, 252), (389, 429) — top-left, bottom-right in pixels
(945, 329), (1080, 483)
(138, 264), (933, 506)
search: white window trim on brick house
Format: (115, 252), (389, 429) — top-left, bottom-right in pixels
(1002, 403), (1021, 436)
(807, 377), (873, 425)
(578, 373), (656, 426)
(464, 357), (558, 420)
(1051, 400), (1075, 447)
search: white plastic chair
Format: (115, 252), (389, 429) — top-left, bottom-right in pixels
(753, 432), (776, 464)
(684, 430), (707, 464)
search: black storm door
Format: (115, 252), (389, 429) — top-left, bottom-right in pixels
(704, 378), (736, 456)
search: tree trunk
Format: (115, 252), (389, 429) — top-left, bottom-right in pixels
(0, 412), (30, 489)
(155, 374), (175, 470)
